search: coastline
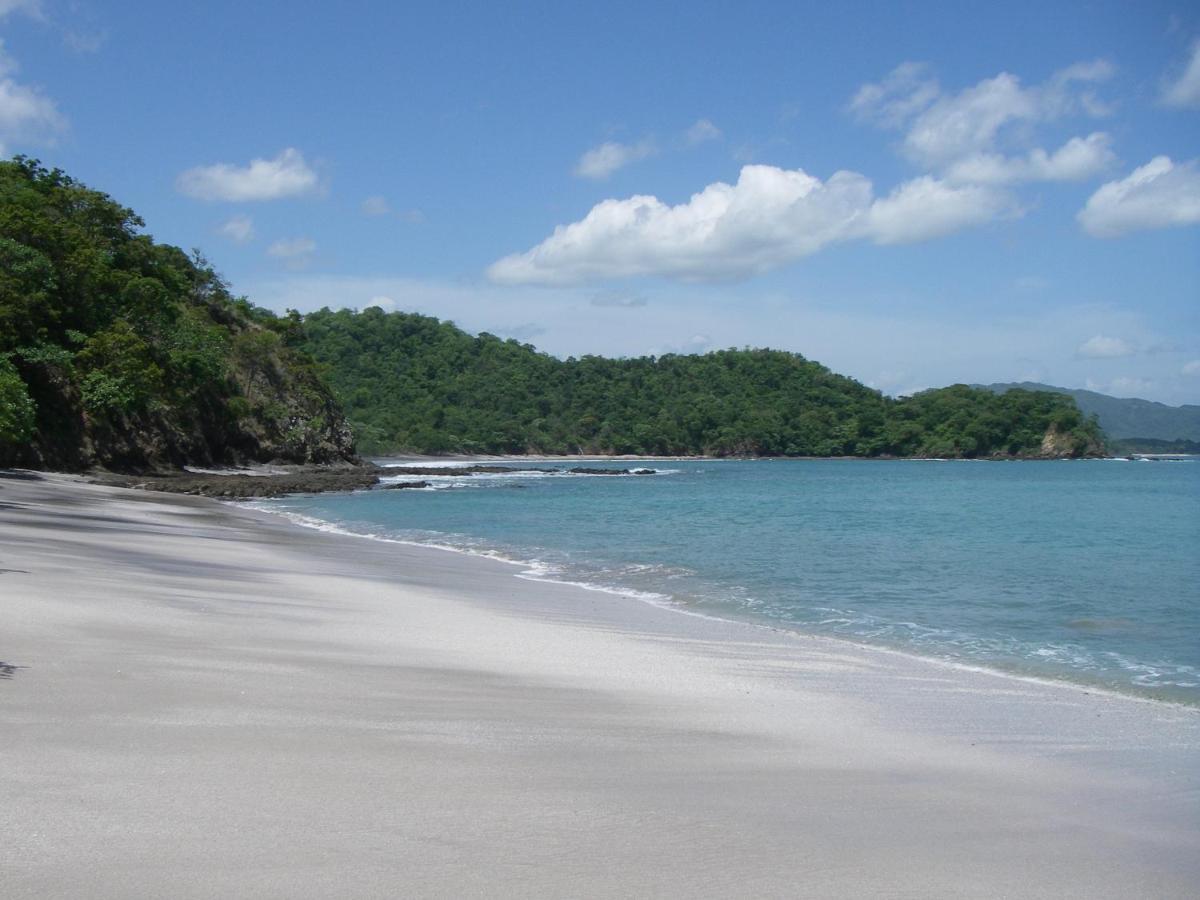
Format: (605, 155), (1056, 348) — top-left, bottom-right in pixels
(255, 494), (1197, 711)
(3, 472), (1198, 897)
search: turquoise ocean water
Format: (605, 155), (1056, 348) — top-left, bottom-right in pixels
(252, 458), (1200, 705)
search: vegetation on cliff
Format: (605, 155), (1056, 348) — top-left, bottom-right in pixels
(0, 158), (1104, 470)
(979, 381), (1200, 442)
(299, 307), (1105, 459)
(0, 158), (355, 471)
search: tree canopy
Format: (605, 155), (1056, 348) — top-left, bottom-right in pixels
(0, 157), (1104, 469)
(0, 157), (354, 470)
(299, 306), (1105, 459)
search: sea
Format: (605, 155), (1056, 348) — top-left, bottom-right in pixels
(248, 457), (1200, 706)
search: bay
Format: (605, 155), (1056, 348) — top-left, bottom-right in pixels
(253, 458), (1200, 705)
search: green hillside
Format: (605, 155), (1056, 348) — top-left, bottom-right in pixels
(300, 307), (1105, 459)
(980, 382), (1200, 442)
(0, 158), (1107, 470)
(0, 158), (355, 472)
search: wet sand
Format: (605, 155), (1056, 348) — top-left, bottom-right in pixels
(2, 472), (1198, 898)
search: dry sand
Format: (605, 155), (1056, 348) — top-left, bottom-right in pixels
(1, 471), (1198, 898)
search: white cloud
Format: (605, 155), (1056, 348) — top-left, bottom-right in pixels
(1161, 41), (1200, 109)
(0, 41), (67, 155)
(1182, 360), (1200, 376)
(63, 29), (106, 53)
(944, 132), (1115, 185)
(865, 176), (1014, 244)
(368, 295), (395, 310)
(1105, 375), (1154, 396)
(361, 195), (390, 216)
(574, 138), (657, 179)
(217, 214), (254, 244)
(176, 148), (319, 202)
(267, 236), (316, 261)
(488, 164), (1013, 285)
(590, 289), (647, 308)
(0, 1), (42, 19)
(1077, 335), (1134, 358)
(685, 118), (721, 145)
(849, 62), (940, 127)
(497, 323), (545, 342)
(853, 61), (1114, 183)
(1077, 156), (1200, 237)
(654, 334), (711, 356)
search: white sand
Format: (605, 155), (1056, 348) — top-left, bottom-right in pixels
(2, 472), (1197, 898)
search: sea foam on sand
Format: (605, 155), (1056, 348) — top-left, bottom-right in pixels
(1, 472), (1198, 898)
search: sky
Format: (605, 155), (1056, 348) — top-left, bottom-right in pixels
(3, 0), (1199, 404)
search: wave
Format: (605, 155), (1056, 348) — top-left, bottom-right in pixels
(241, 488), (1200, 707)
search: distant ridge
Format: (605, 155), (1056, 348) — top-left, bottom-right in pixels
(977, 382), (1200, 442)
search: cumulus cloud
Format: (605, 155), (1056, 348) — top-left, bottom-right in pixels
(1161, 41), (1200, 109)
(267, 237), (316, 268)
(864, 176), (1014, 244)
(574, 138), (657, 179)
(852, 61), (1114, 182)
(1182, 360), (1200, 376)
(176, 148), (319, 202)
(849, 62), (940, 128)
(1077, 335), (1134, 358)
(217, 214), (254, 243)
(367, 295), (396, 310)
(685, 118), (721, 145)
(361, 195), (390, 216)
(943, 132), (1115, 185)
(1077, 156), (1200, 237)
(0, 41), (67, 155)
(488, 164), (1013, 285)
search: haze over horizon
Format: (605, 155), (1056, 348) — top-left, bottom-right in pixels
(3, 0), (1198, 404)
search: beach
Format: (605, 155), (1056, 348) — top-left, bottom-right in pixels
(2, 472), (1198, 898)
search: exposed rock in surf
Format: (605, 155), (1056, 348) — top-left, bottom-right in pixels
(92, 464), (383, 499)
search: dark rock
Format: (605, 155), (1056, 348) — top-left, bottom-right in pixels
(567, 467), (655, 475)
(91, 464), (383, 499)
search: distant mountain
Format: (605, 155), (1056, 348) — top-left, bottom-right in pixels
(978, 382), (1200, 441)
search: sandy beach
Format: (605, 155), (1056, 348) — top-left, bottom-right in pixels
(2, 471), (1198, 898)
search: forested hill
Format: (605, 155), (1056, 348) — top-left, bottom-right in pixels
(979, 382), (1200, 442)
(0, 158), (1106, 469)
(0, 158), (355, 472)
(299, 307), (1105, 459)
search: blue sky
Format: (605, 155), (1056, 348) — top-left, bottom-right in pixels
(3, 0), (1199, 403)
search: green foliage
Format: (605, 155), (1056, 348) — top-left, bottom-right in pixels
(0, 355), (35, 445)
(0, 154), (1103, 468)
(297, 308), (1105, 459)
(0, 156), (354, 470)
(77, 321), (164, 414)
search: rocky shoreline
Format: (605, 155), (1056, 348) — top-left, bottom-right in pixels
(85, 462), (661, 499)
(89, 464), (386, 499)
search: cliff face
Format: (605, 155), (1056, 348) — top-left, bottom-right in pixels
(1036, 423), (1105, 459)
(9, 320), (357, 473)
(0, 158), (357, 473)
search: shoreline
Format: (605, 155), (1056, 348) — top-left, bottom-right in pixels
(254, 496), (1198, 712)
(3, 472), (1199, 897)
